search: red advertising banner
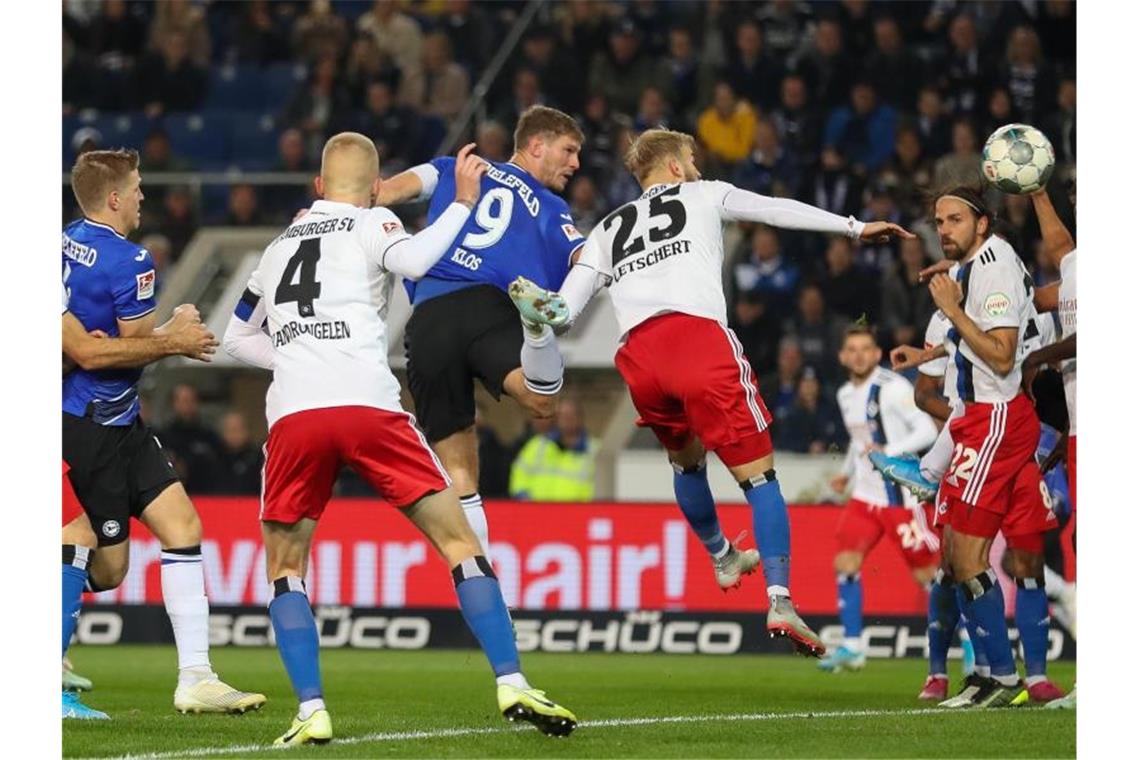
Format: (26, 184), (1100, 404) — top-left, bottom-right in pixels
(90, 499), (930, 615)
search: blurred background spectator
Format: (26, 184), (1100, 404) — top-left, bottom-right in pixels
(158, 384), (222, 495)
(510, 398), (599, 502)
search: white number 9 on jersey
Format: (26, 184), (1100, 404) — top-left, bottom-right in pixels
(461, 188), (514, 250)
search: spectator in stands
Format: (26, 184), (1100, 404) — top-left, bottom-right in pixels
(511, 24), (581, 114)
(876, 125), (933, 222)
(439, 0), (497, 74)
(933, 117), (983, 188)
(159, 384), (222, 495)
(292, 0), (350, 64)
(759, 337), (805, 426)
(567, 175), (606, 235)
(63, 31), (97, 115)
(475, 409), (514, 500)
(137, 30), (208, 116)
(358, 81), (416, 168)
(494, 68), (545, 130)
(142, 129), (192, 173)
(576, 93), (627, 186)
(660, 26), (704, 127)
(263, 128), (316, 221)
(730, 291), (783, 376)
(756, 0), (814, 60)
(1039, 0), (1076, 66)
(733, 225), (801, 322)
(283, 53), (351, 157)
(862, 15), (922, 109)
(588, 19), (662, 117)
(139, 233), (173, 294)
(276, 127), (315, 172)
(997, 193), (1041, 258)
(633, 86), (669, 132)
(723, 20), (782, 111)
(147, 0), (211, 68)
(149, 186), (198, 259)
(836, 0), (874, 61)
(89, 0), (146, 63)
(212, 411), (263, 495)
(399, 31), (470, 121)
(775, 369), (847, 454)
(561, 0), (615, 68)
(604, 125), (643, 207)
(475, 121), (511, 163)
(1044, 77), (1076, 167)
(696, 81), (757, 177)
(733, 117), (799, 199)
(980, 86), (1015, 140)
(770, 73), (822, 176)
(357, 0), (424, 83)
(510, 397), (598, 502)
(231, 0), (291, 65)
(940, 13), (989, 117)
(343, 34), (401, 104)
(792, 17), (852, 111)
(855, 183), (905, 275)
(806, 147), (864, 219)
(783, 284), (845, 383)
(820, 236), (876, 322)
(998, 26), (1054, 125)
(823, 81), (897, 176)
(225, 184), (267, 227)
(880, 236), (936, 350)
(914, 85), (952, 158)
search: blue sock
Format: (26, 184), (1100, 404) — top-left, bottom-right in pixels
(673, 461), (727, 555)
(62, 545), (91, 657)
(453, 556), (521, 677)
(740, 473), (791, 593)
(927, 572), (958, 676)
(958, 570), (1017, 680)
(837, 573), (863, 641)
(268, 577), (323, 703)
(1015, 577), (1050, 679)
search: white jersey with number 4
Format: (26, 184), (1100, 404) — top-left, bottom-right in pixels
(937, 235), (1035, 404)
(243, 199), (413, 427)
(575, 180), (864, 339)
(1058, 249), (1076, 434)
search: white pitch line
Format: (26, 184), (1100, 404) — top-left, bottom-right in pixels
(94, 707), (1006, 760)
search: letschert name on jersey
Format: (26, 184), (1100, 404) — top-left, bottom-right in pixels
(613, 239), (693, 282)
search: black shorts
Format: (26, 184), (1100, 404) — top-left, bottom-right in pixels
(62, 413), (180, 546)
(404, 284), (523, 442)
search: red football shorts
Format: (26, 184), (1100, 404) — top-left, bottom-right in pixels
(615, 313), (773, 467)
(939, 394), (1039, 528)
(261, 406), (450, 523)
(1062, 434), (1077, 580)
(836, 499), (940, 569)
(62, 460), (84, 526)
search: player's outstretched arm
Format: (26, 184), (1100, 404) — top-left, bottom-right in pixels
(883, 382), (939, 456)
(889, 343), (946, 371)
(714, 184), (915, 241)
(382, 144), (485, 280)
(1030, 190), (1075, 268)
(374, 169), (428, 207)
(63, 305), (218, 370)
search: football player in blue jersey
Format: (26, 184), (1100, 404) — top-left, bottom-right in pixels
(62, 150), (265, 715)
(375, 106), (584, 552)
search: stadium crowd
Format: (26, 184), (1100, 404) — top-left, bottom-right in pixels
(63, 0), (1076, 485)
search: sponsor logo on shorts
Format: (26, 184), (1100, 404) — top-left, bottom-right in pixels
(102, 520), (121, 538)
(983, 292), (1011, 316)
(136, 270), (156, 300)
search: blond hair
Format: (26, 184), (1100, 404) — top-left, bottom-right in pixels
(624, 129), (695, 183)
(320, 132), (379, 197)
(70, 149), (139, 215)
(513, 105), (584, 154)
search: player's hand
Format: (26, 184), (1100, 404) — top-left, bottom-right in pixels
(170, 319), (219, 362)
(1041, 431), (1068, 473)
(829, 474), (849, 495)
(859, 221), (915, 243)
(918, 259), (954, 282)
(1021, 356), (1041, 403)
(928, 273), (963, 314)
(453, 143), (487, 209)
(889, 345), (926, 371)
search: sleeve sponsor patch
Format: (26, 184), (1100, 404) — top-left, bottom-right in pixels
(562, 223), (583, 241)
(983, 292), (1011, 316)
(382, 221), (403, 234)
(136, 269), (156, 300)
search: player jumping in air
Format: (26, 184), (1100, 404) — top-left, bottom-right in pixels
(819, 325), (939, 672)
(62, 150), (265, 716)
(508, 129), (913, 656)
(372, 105), (585, 555)
(223, 134), (577, 746)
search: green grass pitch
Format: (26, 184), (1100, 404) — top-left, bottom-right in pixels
(64, 646), (1075, 758)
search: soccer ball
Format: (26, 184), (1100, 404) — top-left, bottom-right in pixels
(981, 123), (1055, 194)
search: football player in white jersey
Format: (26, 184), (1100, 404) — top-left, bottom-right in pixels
(224, 134), (576, 745)
(819, 325), (939, 672)
(509, 128), (913, 657)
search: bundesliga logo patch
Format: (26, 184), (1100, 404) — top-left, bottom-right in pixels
(136, 269), (156, 300)
(562, 224), (583, 241)
(382, 221), (402, 234)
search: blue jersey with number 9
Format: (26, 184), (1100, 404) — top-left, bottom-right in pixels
(403, 157), (583, 305)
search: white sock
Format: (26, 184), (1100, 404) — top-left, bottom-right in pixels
(843, 637), (862, 652)
(1042, 565), (1072, 599)
(161, 547), (212, 676)
(298, 698), (326, 720)
(460, 494), (490, 555)
(496, 672), (530, 690)
(975, 665), (991, 678)
(767, 585), (790, 599)
(921, 423), (954, 481)
(1025, 675), (1047, 687)
(520, 324), (564, 396)
(994, 673), (1020, 687)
